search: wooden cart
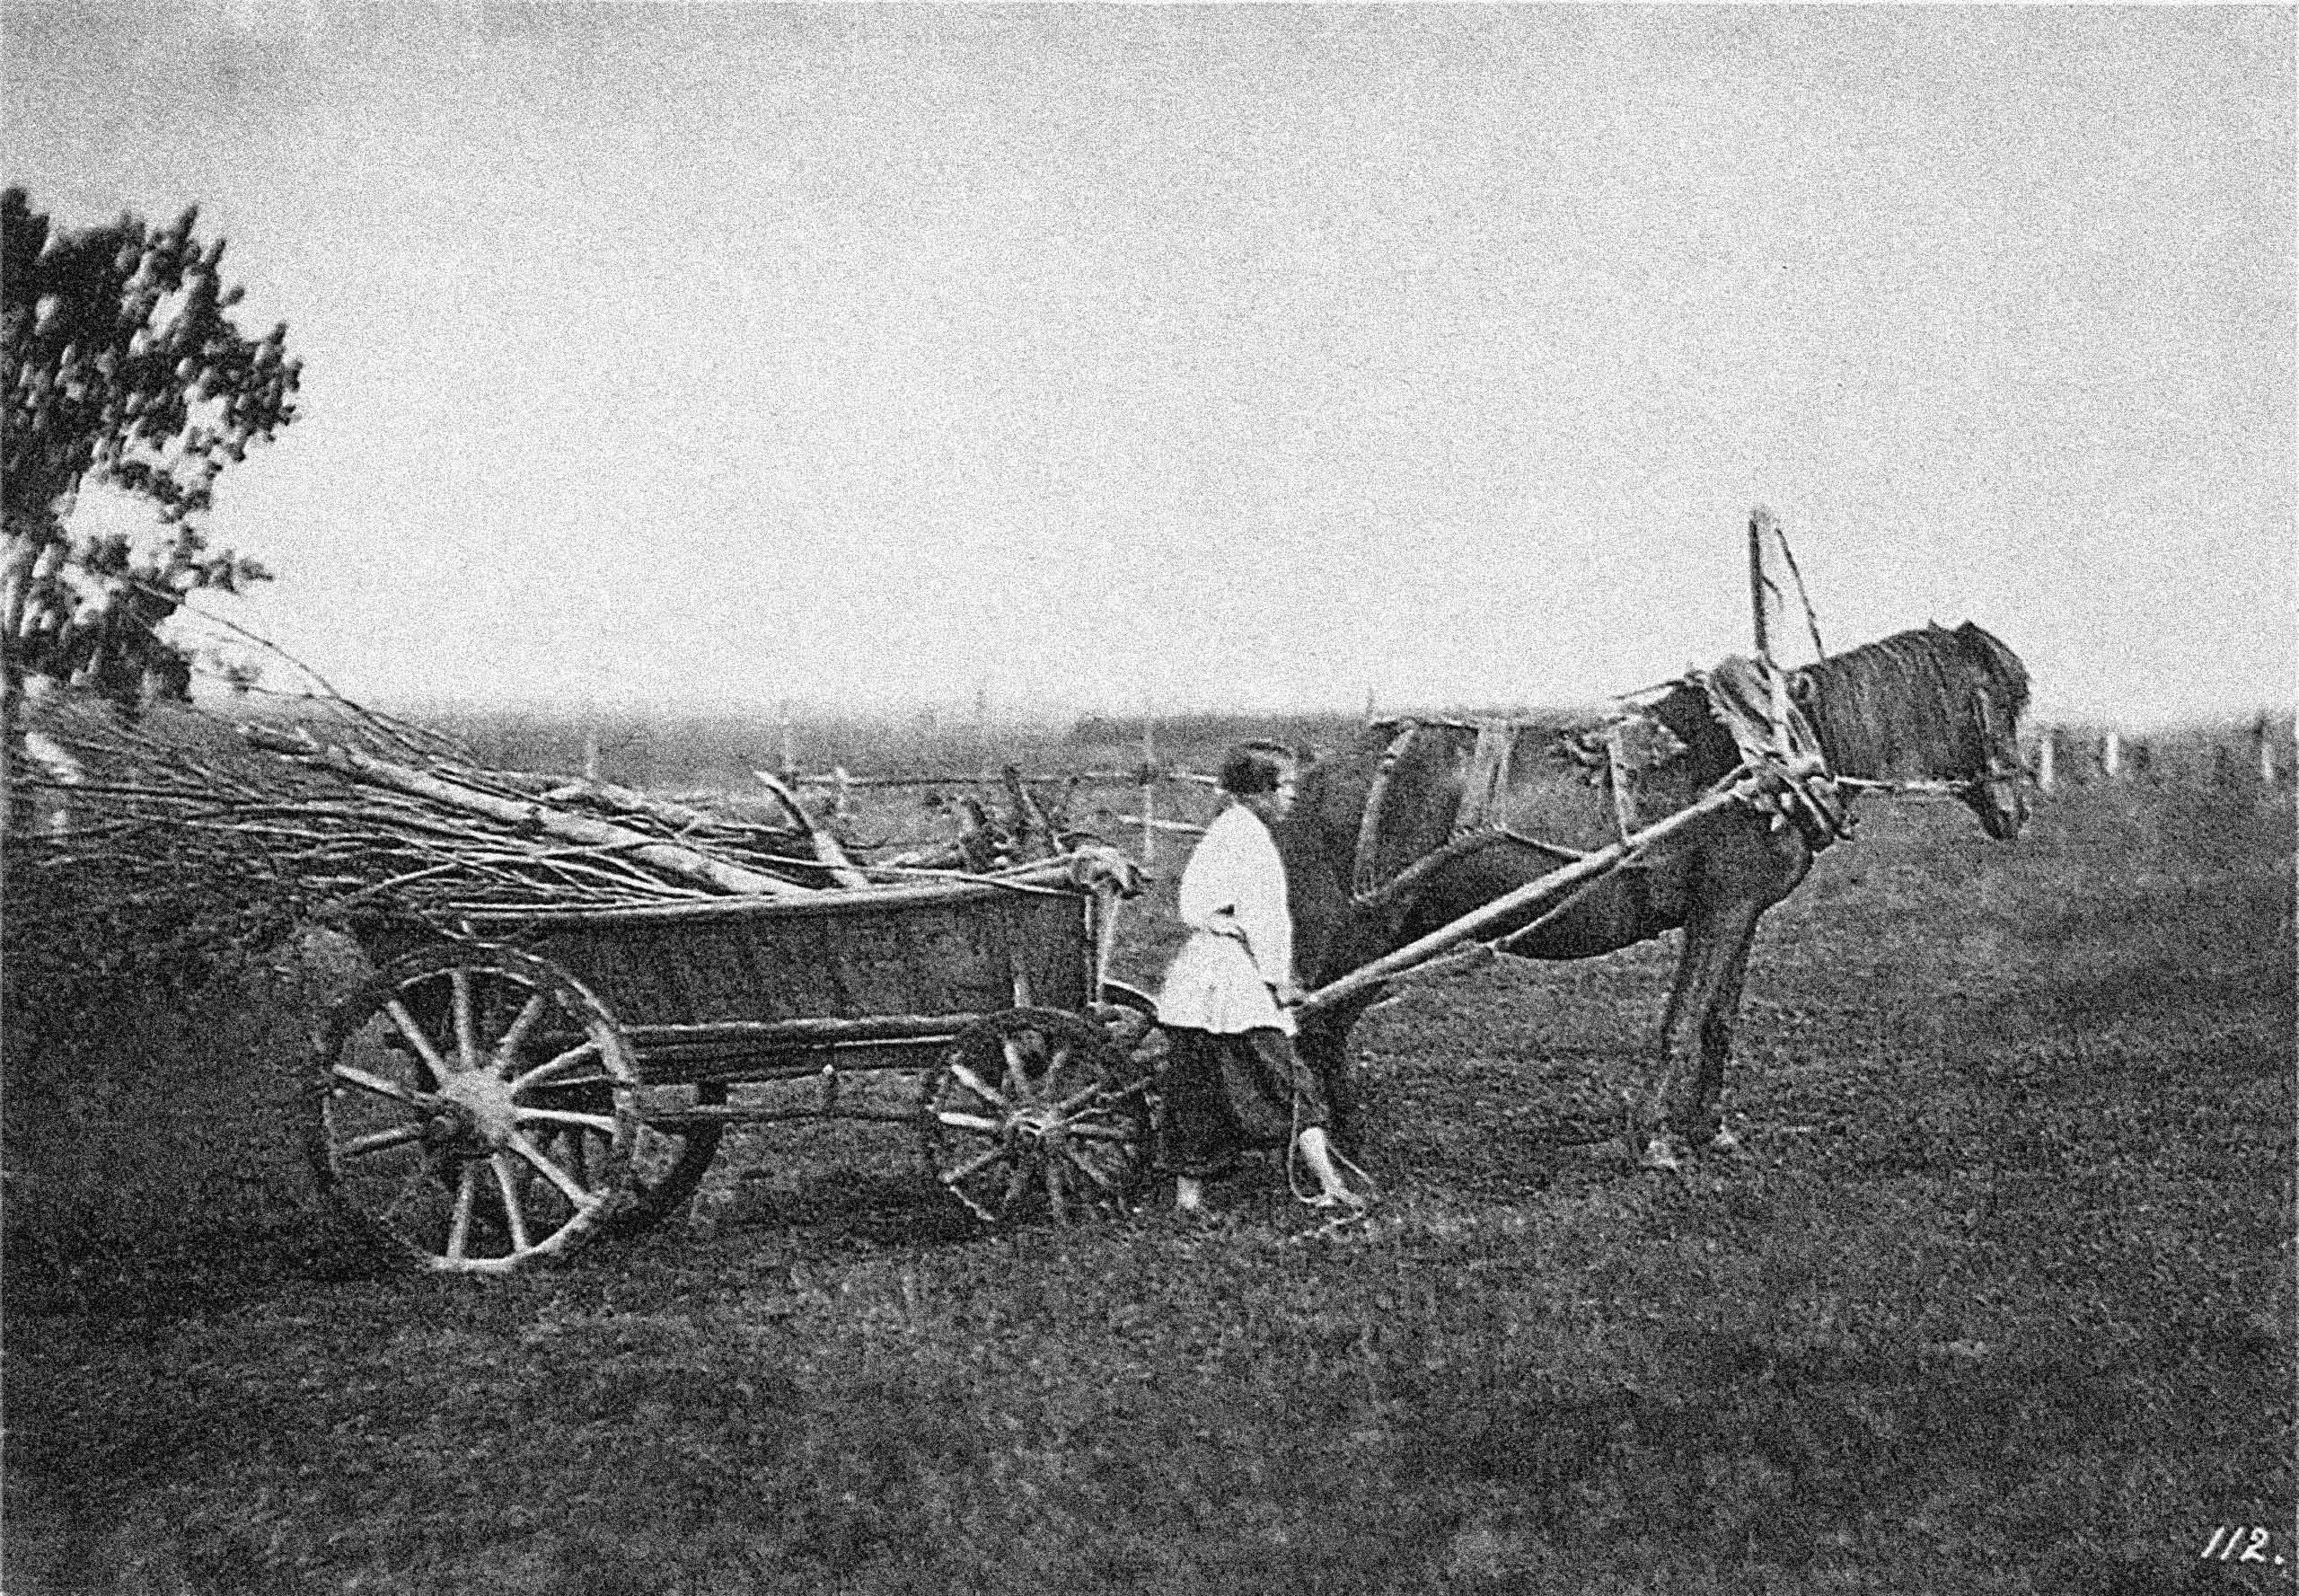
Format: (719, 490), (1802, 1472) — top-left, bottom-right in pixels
(310, 859), (1151, 1274)
(311, 760), (1794, 1273)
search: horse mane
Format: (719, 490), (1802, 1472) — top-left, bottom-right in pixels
(1790, 622), (2028, 780)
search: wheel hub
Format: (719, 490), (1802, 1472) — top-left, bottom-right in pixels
(436, 1070), (522, 1150)
(1006, 1104), (1066, 1147)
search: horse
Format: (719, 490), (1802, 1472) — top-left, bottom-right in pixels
(1276, 622), (2031, 1171)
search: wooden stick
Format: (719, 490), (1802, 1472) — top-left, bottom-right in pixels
(1002, 764), (1060, 860)
(536, 774), (797, 840)
(1102, 812), (1204, 836)
(752, 771), (871, 887)
(1748, 508), (1793, 756)
(241, 725), (811, 896)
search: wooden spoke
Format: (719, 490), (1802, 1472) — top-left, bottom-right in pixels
(517, 1107), (621, 1136)
(998, 1157), (1030, 1216)
(331, 1063), (430, 1106)
(490, 992), (551, 1071)
(384, 1000), (455, 1085)
(940, 1144), (1009, 1187)
(315, 947), (647, 1273)
(1053, 1080), (1108, 1116)
(947, 1062), (1008, 1110)
(445, 1164), (479, 1261)
(1061, 1143), (1121, 1193)
(490, 1154), (533, 1254)
(451, 969), (480, 1071)
(507, 1129), (595, 1207)
(927, 1010), (1148, 1229)
(1061, 1120), (1136, 1143)
(508, 1040), (600, 1096)
(562, 1126), (591, 1190)
(339, 1124), (426, 1159)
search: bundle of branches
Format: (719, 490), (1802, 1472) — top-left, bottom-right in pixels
(2, 692), (848, 976)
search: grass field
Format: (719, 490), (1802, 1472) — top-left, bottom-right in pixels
(3, 745), (2292, 1594)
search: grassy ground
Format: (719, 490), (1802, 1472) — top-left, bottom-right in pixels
(4, 771), (2292, 1594)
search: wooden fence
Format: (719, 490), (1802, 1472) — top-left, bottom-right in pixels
(2024, 717), (2291, 793)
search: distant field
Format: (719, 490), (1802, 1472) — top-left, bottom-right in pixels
(395, 702), (2291, 801)
(3, 726), (2292, 1594)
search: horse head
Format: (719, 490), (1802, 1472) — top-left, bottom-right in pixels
(1948, 622), (2030, 842)
(1792, 622), (2031, 842)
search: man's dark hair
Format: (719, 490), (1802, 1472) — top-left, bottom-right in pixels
(1220, 741), (1298, 797)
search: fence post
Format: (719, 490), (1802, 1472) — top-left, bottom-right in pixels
(1140, 715), (1158, 867)
(2034, 726), (2056, 793)
(2101, 728), (2121, 781)
(2257, 714), (2278, 789)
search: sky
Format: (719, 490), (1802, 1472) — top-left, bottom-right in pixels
(4, 3), (2291, 725)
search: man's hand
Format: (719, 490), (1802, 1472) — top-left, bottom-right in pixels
(1273, 979), (1306, 1009)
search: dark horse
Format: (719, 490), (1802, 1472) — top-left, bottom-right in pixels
(1277, 622), (2030, 1170)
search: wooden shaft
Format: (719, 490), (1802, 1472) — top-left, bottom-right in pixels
(646, 1104), (922, 1127)
(241, 726), (810, 896)
(628, 1012), (978, 1046)
(1296, 777), (1757, 1019)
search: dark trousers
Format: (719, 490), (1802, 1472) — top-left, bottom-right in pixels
(1158, 1027), (1333, 1179)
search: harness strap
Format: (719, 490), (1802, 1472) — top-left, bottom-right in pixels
(1351, 823), (1585, 914)
(1351, 722), (1419, 901)
(1603, 723), (1643, 842)
(1453, 723), (1519, 839)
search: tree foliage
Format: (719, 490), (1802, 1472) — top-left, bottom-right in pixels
(2, 187), (301, 707)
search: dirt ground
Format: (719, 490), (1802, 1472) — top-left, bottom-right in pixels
(4, 770), (2292, 1594)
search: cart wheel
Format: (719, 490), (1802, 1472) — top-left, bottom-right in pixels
(918, 1008), (1150, 1226)
(310, 946), (716, 1272)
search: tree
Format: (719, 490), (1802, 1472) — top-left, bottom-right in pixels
(2, 187), (301, 708)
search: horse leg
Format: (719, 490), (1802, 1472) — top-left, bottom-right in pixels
(1629, 897), (1763, 1170)
(1693, 931), (1759, 1160)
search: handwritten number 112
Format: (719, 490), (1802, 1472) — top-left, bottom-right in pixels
(2200, 1526), (2273, 1562)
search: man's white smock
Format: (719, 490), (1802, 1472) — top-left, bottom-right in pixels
(1156, 802), (1297, 1037)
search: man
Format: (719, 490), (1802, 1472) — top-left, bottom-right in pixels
(1156, 741), (1369, 1216)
